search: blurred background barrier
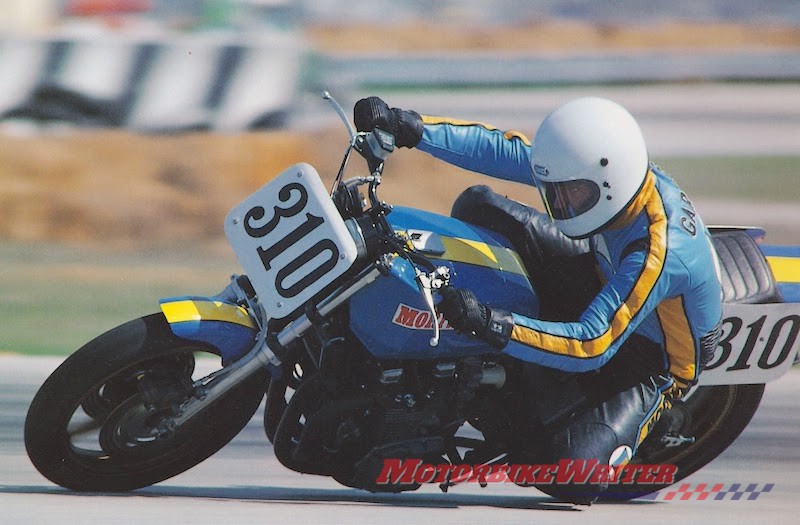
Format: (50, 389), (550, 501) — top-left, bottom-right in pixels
(318, 51), (800, 90)
(2, 33), (800, 132)
(0, 31), (304, 131)
(2, 0), (800, 131)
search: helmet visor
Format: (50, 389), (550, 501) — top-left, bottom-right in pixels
(538, 179), (601, 220)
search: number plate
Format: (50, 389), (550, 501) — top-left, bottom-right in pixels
(699, 302), (800, 385)
(225, 163), (358, 320)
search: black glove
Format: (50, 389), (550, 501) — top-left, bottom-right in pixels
(438, 286), (513, 350)
(353, 96), (423, 148)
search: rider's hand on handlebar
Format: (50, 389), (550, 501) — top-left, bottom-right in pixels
(438, 286), (513, 350)
(354, 97), (424, 148)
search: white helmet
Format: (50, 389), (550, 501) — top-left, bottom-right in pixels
(530, 97), (649, 239)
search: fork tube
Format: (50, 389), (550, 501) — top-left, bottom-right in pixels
(171, 265), (383, 427)
(274, 265), (382, 349)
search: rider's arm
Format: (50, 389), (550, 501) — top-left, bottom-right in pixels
(416, 116), (535, 186)
(497, 171), (674, 373)
(502, 240), (672, 372)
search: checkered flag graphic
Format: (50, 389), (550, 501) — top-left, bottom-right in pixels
(641, 482), (775, 501)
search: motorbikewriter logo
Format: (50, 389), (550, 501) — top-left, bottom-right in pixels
(392, 304), (453, 331)
(375, 458), (677, 486)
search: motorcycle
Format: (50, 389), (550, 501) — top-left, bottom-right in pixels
(24, 93), (800, 502)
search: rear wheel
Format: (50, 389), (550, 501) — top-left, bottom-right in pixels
(533, 383), (765, 502)
(24, 313), (268, 492)
(598, 383), (765, 500)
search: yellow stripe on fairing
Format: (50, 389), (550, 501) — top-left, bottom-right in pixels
(395, 229), (529, 277)
(436, 236), (528, 276)
(767, 256), (800, 283)
(444, 237), (498, 263)
(161, 300), (257, 329)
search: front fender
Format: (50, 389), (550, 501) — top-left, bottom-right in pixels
(159, 296), (258, 365)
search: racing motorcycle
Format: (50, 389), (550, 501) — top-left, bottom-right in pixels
(24, 93), (800, 502)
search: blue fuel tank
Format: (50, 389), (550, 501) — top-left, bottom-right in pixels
(349, 206), (538, 359)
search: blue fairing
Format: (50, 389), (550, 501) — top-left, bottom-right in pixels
(168, 319), (256, 365)
(778, 284), (800, 303)
(159, 296), (258, 365)
(759, 245), (800, 258)
(349, 206), (538, 359)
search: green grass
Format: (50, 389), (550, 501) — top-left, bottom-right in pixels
(650, 156), (800, 203)
(0, 242), (239, 356)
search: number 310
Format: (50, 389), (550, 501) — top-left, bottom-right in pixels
(243, 182), (340, 298)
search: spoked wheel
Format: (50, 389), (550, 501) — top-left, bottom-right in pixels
(598, 383), (765, 501)
(24, 313), (268, 492)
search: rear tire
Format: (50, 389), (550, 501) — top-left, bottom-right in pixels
(599, 383), (765, 501)
(24, 313), (268, 492)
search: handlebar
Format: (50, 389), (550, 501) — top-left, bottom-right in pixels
(323, 91), (396, 179)
(323, 91), (449, 347)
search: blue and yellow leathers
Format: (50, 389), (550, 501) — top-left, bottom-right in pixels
(418, 116), (723, 391)
(418, 116), (724, 499)
(417, 117), (722, 496)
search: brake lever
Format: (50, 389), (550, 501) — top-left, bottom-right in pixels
(415, 266), (451, 347)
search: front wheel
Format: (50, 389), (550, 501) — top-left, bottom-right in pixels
(24, 313), (268, 492)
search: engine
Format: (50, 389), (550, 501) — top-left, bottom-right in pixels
(264, 312), (508, 492)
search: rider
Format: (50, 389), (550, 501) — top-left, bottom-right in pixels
(354, 96), (724, 502)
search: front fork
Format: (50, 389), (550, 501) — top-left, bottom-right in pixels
(158, 264), (384, 430)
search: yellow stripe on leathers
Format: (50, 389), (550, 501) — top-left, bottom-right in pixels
(509, 172), (668, 360)
(160, 300), (257, 329)
(656, 295), (698, 383)
(421, 115), (532, 145)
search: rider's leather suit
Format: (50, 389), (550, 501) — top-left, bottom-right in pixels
(417, 115), (724, 500)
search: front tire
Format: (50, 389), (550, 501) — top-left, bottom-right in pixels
(24, 313), (268, 492)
